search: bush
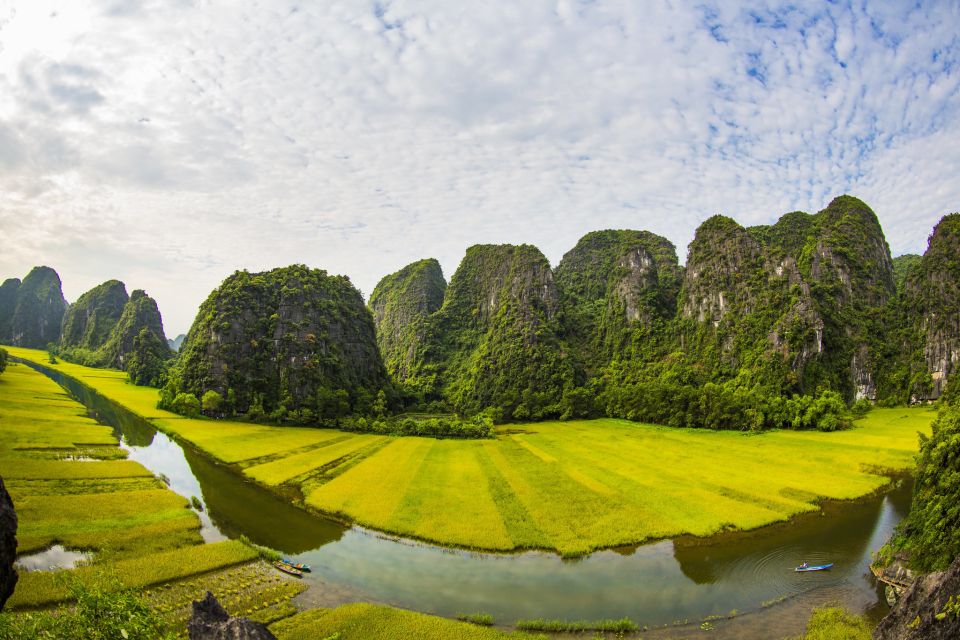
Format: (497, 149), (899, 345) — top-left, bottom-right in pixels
(339, 414), (493, 439)
(0, 573), (176, 639)
(201, 390), (224, 415)
(0, 348), (6, 376)
(171, 392), (201, 418)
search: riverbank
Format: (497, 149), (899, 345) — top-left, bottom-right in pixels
(3, 346), (934, 557)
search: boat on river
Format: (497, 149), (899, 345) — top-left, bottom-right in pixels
(281, 558), (311, 572)
(795, 563), (833, 572)
(273, 561), (303, 577)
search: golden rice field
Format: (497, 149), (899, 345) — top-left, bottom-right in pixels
(5, 347), (936, 556)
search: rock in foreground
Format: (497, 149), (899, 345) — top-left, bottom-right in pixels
(873, 555), (960, 640)
(0, 476), (18, 610)
(188, 592), (276, 640)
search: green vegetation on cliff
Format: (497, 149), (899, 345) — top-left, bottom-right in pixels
(369, 258), (446, 396)
(429, 245), (575, 421)
(2, 267), (67, 348)
(57, 288), (172, 386)
(59, 279), (128, 350)
(554, 229), (682, 374)
(887, 376), (960, 571)
(168, 264), (388, 422)
(0, 278), (20, 341)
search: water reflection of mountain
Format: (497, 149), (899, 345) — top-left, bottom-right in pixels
(672, 482), (910, 587)
(183, 445), (344, 554)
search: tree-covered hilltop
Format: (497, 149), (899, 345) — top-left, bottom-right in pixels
(369, 258), (446, 395)
(59, 280), (129, 350)
(97, 290), (172, 385)
(436, 244), (575, 421)
(0, 267), (68, 348)
(167, 264), (389, 422)
(554, 229), (682, 375)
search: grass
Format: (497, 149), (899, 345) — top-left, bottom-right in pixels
(5, 347), (936, 556)
(456, 613), (494, 626)
(789, 607), (872, 640)
(515, 617), (639, 632)
(6, 540), (257, 609)
(270, 603), (543, 640)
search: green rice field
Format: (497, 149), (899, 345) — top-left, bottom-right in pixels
(4, 347), (935, 556)
(0, 359), (302, 630)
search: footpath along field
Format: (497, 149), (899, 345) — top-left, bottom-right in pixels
(5, 347), (935, 556)
(0, 360), (304, 631)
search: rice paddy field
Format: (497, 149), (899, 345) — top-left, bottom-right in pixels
(0, 359), (305, 633)
(4, 347), (935, 556)
(271, 603), (544, 640)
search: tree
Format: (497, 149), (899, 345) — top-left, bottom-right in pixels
(171, 392), (201, 418)
(201, 390), (224, 415)
(372, 389), (388, 418)
(0, 348), (6, 376)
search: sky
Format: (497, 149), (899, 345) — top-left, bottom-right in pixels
(0, 1), (958, 337)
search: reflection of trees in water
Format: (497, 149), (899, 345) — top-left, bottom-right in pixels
(182, 445), (344, 554)
(672, 487), (905, 587)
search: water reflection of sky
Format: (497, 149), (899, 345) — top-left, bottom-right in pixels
(121, 432), (226, 543)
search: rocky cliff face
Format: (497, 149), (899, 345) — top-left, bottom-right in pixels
(177, 265), (387, 416)
(60, 280), (129, 350)
(903, 214), (960, 399)
(98, 289), (170, 370)
(674, 196), (894, 398)
(8, 266), (67, 348)
(369, 259), (446, 386)
(0, 279), (20, 343)
(0, 476), (18, 611)
(555, 230), (681, 371)
(873, 554), (960, 640)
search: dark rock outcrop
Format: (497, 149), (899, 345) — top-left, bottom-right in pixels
(9, 266), (67, 348)
(188, 592), (276, 640)
(175, 265), (387, 417)
(0, 477), (18, 611)
(873, 555), (960, 640)
(60, 280), (129, 350)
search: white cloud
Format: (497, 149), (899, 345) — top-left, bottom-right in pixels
(0, 0), (957, 335)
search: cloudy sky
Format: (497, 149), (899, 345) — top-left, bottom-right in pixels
(0, 1), (958, 336)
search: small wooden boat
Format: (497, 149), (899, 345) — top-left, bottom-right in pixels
(282, 558), (311, 572)
(795, 563), (833, 572)
(273, 561), (302, 577)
